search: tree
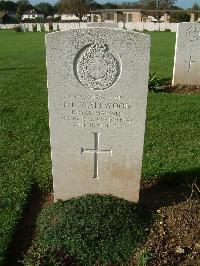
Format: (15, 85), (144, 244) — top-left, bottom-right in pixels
(158, 0), (177, 9)
(141, 0), (157, 9)
(35, 2), (54, 17)
(59, 0), (96, 21)
(192, 2), (200, 11)
(103, 2), (118, 9)
(16, 0), (31, 21)
(191, 2), (200, 21)
(141, 0), (177, 9)
(0, 0), (18, 12)
(170, 11), (190, 22)
(118, 2), (141, 9)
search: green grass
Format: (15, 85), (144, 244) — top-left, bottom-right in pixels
(0, 30), (199, 264)
(0, 31), (51, 265)
(143, 92), (200, 178)
(23, 195), (152, 266)
(149, 32), (176, 79)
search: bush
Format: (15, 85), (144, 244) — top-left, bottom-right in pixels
(170, 12), (190, 23)
(23, 195), (152, 266)
(13, 26), (23, 32)
(148, 73), (166, 92)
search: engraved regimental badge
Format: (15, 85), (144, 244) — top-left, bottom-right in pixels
(186, 27), (200, 42)
(74, 41), (121, 91)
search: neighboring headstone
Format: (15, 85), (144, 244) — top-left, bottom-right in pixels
(46, 29), (150, 202)
(37, 23), (41, 32)
(44, 23), (50, 32)
(154, 23), (160, 31)
(126, 22), (134, 30)
(20, 23), (25, 32)
(53, 23), (58, 31)
(164, 13), (168, 23)
(58, 23), (65, 31)
(24, 23), (29, 31)
(136, 22), (144, 32)
(87, 22), (118, 28)
(173, 23), (200, 85)
(79, 22), (87, 29)
(29, 23), (33, 32)
(118, 22), (124, 29)
(144, 23), (154, 31)
(169, 23), (178, 32)
(190, 14), (195, 23)
(160, 23), (166, 32)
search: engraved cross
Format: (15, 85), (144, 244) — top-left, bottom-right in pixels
(185, 54), (196, 72)
(81, 132), (112, 178)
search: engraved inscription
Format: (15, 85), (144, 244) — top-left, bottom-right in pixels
(61, 94), (144, 129)
(74, 41), (121, 90)
(185, 54), (196, 72)
(186, 27), (200, 42)
(81, 132), (112, 178)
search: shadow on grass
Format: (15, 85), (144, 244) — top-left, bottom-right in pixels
(139, 167), (200, 210)
(4, 185), (50, 266)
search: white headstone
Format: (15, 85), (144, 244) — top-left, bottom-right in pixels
(144, 23), (154, 31)
(46, 29), (150, 202)
(45, 23), (50, 32)
(58, 23), (64, 31)
(79, 22), (87, 29)
(173, 23), (200, 86)
(135, 22), (144, 32)
(87, 22), (119, 28)
(164, 13), (168, 23)
(37, 24), (42, 32)
(159, 23), (166, 32)
(169, 23), (178, 33)
(126, 22), (134, 30)
(29, 23), (33, 32)
(190, 14), (195, 23)
(118, 22), (124, 29)
(20, 23), (25, 32)
(53, 23), (58, 31)
(154, 23), (160, 31)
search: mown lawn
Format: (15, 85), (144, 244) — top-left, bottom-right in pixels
(0, 31), (51, 265)
(149, 31), (176, 79)
(0, 30), (199, 264)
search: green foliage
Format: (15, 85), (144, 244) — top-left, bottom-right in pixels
(140, 0), (177, 9)
(35, 2), (54, 17)
(103, 2), (118, 9)
(16, 0), (32, 21)
(13, 25), (23, 32)
(148, 32), (176, 79)
(148, 72), (165, 92)
(142, 92), (200, 178)
(59, 0), (95, 21)
(0, 0), (17, 12)
(24, 195), (152, 265)
(170, 11), (190, 22)
(138, 248), (153, 266)
(192, 2), (200, 10)
(0, 31), (51, 264)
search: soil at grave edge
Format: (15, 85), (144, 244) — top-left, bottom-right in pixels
(6, 178), (200, 266)
(129, 198), (200, 266)
(161, 84), (200, 94)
